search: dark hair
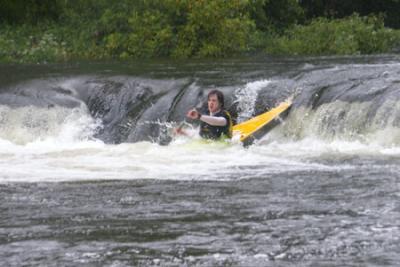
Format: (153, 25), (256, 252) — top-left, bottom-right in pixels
(208, 89), (224, 108)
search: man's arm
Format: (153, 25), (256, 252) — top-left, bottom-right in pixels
(199, 115), (227, 126)
(187, 108), (227, 126)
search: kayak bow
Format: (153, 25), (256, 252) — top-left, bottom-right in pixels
(232, 99), (292, 143)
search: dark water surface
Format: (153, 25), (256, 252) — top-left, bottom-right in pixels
(2, 158), (400, 266)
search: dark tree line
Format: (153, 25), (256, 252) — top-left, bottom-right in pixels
(1, 0), (400, 29)
(300, 0), (400, 28)
(1, 0), (399, 61)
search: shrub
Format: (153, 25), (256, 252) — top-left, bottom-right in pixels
(0, 24), (68, 63)
(265, 14), (400, 55)
(2, 3), (400, 63)
(172, 0), (255, 58)
(121, 0), (255, 58)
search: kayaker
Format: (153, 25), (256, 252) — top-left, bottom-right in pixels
(178, 89), (233, 139)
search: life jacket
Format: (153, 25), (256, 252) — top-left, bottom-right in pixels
(199, 110), (233, 140)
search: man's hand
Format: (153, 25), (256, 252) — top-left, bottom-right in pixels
(186, 109), (200, 120)
(173, 127), (186, 136)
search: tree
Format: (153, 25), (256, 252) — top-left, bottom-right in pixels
(0, 0), (61, 24)
(299, 0), (400, 28)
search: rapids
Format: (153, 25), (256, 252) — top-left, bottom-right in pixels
(1, 56), (400, 266)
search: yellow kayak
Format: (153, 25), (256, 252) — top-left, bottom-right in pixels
(232, 99), (292, 143)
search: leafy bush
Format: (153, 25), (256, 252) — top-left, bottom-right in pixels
(1, 2), (400, 63)
(116, 0), (256, 58)
(265, 14), (400, 55)
(0, 24), (68, 63)
(124, 9), (174, 58)
(172, 0), (255, 58)
(250, 0), (304, 33)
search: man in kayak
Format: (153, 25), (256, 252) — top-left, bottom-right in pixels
(183, 89), (233, 139)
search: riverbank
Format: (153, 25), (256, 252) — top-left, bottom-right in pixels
(1, 7), (400, 64)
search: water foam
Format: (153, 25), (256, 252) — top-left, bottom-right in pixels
(0, 105), (101, 146)
(2, 80), (400, 182)
(270, 99), (400, 147)
(1, 129), (384, 183)
(234, 80), (271, 123)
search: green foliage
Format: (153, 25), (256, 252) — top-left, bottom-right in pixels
(173, 0), (255, 58)
(0, 0), (61, 24)
(120, 0), (255, 58)
(125, 9), (174, 58)
(265, 14), (400, 55)
(251, 0), (304, 33)
(0, 24), (68, 63)
(1, 1), (400, 63)
(299, 0), (400, 29)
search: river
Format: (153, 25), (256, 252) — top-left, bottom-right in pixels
(1, 56), (400, 266)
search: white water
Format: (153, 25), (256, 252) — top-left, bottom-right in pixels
(234, 79), (271, 122)
(2, 74), (400, 183)
(1, 102), (400, 183)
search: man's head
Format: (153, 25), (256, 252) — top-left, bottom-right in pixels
(207, 89), (224, 113)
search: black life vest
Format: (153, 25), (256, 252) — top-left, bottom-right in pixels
(199, 110), (233, 140)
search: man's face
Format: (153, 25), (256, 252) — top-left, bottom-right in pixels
(208, 94), (221, 113)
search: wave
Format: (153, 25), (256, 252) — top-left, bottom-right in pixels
(269, 99), (400, 147)
(0, 104), (100, 145)
(0, 61), (400, 147)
